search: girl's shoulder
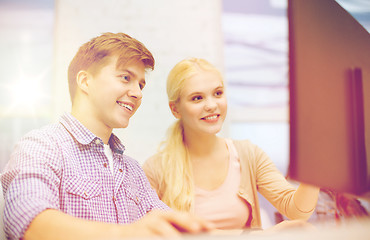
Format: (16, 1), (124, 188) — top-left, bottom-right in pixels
(145, 152), (163, 164)
(229, 139), (267, 161)
(230, 139), (255, 150)
(142, 152), (163, 173)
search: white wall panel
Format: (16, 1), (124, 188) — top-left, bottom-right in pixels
(53, 0), (224, 163)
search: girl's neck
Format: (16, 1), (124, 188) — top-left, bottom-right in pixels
(184, 131), (223, 158)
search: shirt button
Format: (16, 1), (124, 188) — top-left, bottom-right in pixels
(95, 139), (101, 145)
(112, 196), (116, 201)
(103, 163), (107, 168)
(119, 169), (123, 172)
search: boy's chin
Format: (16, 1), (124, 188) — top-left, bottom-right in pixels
(119, 122), (129, 129)
(113, 120), (130, 129)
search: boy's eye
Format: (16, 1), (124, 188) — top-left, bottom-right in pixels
(215, 90), (223, 96)
(122, 75), (130, 81)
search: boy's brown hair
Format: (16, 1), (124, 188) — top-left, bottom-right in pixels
(68, 32), (155, 102)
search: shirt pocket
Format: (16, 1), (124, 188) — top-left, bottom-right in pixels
(65, 175), (102, 200)
(124, 185), (153, 218)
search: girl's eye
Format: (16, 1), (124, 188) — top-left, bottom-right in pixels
(192, 96), (202, 101)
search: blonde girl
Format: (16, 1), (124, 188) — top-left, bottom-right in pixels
(143, 58), (319, 230)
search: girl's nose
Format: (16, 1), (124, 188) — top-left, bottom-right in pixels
(204, 98), (217, 111)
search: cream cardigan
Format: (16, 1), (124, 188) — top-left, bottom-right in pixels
(233, 140), (314, 228)
(143, 139), (314, 229)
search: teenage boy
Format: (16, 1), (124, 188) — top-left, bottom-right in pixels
(1, 32), (211, 240)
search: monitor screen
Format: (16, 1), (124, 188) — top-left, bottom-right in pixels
(288, 0), (370, 196)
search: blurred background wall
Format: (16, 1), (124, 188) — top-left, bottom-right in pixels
(0, 0), (369, 228)
(0, 0), (224, 169)
(52, 0), (224, 166)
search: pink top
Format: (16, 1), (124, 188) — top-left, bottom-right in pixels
(194, 139), (250, 229)
(144, 139), (315, 229)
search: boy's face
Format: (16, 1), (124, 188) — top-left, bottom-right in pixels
(87, 56), (146, 130)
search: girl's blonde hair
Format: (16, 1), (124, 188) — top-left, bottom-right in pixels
(157, 58), (223, 211)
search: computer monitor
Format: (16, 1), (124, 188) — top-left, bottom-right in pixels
(288, 0), (370, 197)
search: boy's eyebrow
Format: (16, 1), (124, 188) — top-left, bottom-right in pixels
(119, 69), (135, 76)
(119, 69), (146, 85)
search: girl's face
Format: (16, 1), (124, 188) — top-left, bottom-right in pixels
(171, 70), (227, 137)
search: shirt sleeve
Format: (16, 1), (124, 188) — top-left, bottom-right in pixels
(1, 130), (62, 240)
(253, 144), (314, 220)
(129, 155), (169, 212)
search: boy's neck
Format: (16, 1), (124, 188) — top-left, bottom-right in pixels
(71, 106), (112, 144)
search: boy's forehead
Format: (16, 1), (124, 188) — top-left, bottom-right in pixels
(115, 57), (143, 71)
(117, 58), (146, 80)
(101, 55), (126, 68)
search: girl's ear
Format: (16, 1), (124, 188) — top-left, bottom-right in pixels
(169, 101), (181, 119)
(76, 70), (90, 94)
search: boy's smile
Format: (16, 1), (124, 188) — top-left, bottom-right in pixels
(117, 101), (134, 111)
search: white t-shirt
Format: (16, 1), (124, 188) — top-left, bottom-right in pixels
(104, 144), (114, 175)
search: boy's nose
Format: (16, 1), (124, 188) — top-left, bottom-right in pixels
(128, 84), (142, 99)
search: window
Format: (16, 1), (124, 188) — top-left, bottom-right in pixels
(0, 0), (55, 170)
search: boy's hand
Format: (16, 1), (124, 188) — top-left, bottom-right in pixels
(127, 210), (214, 237)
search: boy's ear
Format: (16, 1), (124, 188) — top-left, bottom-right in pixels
(169, 101), (181, 119)
(76, 70), (90, 94)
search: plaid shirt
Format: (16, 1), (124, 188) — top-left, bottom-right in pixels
(1, 113), (169, 240)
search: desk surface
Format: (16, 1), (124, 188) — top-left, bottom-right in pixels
(181, 219), (370, 240)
